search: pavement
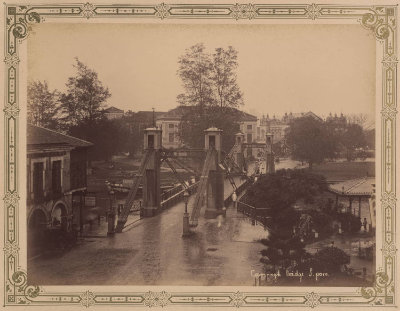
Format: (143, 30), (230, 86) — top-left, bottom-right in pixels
(28, 177), (268, 286)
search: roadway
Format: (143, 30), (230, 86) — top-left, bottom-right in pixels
(28, 177), (267, 286)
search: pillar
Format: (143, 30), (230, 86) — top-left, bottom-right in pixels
(358, 196), (362, 218)
(204, 128), (225, 219)
(234, 132), (245, 172)
(142, 127), (162, 217)
(348, 197), (353, 214)
(266, 133), (275, 173)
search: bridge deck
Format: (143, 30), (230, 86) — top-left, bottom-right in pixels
(28, 177), (268, 286)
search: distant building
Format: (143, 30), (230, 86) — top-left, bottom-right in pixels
(326, 112), (348, 134)
(27, 125), (92, 252)
(156, 106), (258, 150)
(104, 106), (124, 119)
(257, 111), (322, 156)
(156, 106), (192, 149)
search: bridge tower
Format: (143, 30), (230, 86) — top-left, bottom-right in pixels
(142, 127), (162, 217)
(204, 128), (225, 219)
(265, 133), (275, 174)
(234, 132), (245, 172)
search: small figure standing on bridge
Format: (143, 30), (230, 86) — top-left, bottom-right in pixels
(232, 191), (238, 210)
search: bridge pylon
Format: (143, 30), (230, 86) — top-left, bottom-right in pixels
(142, 127), (162, 217)
(203, 128), (225, 219)
(265, 133), (275, 174)
(234, 132), (245, 172)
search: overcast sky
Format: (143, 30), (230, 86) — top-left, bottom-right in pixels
(28, 23), (375, 119)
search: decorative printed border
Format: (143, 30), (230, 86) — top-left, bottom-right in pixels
(2, 2), (397, 308)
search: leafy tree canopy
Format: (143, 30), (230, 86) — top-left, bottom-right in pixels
(27, 80), (60, 130)
(60, 58), (111, 128)
(286, 116), (338, 168)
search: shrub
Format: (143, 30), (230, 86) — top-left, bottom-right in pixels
(313, 247), (350, 273)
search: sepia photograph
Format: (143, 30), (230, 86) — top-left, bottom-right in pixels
(1, 1), (398, 309)
(26, 23), (376, 287)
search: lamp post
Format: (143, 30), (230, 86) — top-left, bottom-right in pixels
(107, 190), (116, 236)
(182, 190), (190, 237)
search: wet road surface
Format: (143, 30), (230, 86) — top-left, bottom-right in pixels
(28, 178), (267, 286)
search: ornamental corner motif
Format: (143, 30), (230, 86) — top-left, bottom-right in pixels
(360, 6), (396, 56)
(7, 270), (41, 305)
(360, 270), (393, 305)
(6, 5), (42, 54)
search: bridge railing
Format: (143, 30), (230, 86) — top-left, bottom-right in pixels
(224, 178), (251, 207)
(161, 182), (199, 210)
(237, 201), (271, 227)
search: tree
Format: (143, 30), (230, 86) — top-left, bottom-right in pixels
(286, 116), (337, 168)
(179, 106), (240, 152)
(313, 247), (350, 273)
(60, 58), (111, 128)
(177, 44), (244, 151)
(69, 117), (130, 161)
(211, 46), (243, 109)
(341, 123), (366, 161)
(177, 43), (214, 110)
(27, 80), (60, 129)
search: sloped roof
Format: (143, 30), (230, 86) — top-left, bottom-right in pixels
(104, 106), (124, 113)
(157, 105), (258, 122)
(157, 106), (193, 120)
(27, 124), (93, 148)
(238, 111), (257, 121)
(291, 111), (322, 121)
(328, 177), (375, 196)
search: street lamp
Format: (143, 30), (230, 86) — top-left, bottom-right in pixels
(184, 190), (189, 213)
(182, 190), (190, 237)
(107, 190), (116, 236)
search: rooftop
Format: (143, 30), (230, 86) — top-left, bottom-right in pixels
(27, 124), (93, 148)
(157, 105), (258, 122)
(328, 177), (375, 196)
(104, 106), (124, 113)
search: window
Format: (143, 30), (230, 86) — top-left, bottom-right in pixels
(33, 162), (44, 203)
(209, 136), (216, 148)
(247, 134), (252, 143)
(169, 133), (174, 143)
(52, 160), (62, 198)
(247, 124), (252, 130)
(169, 123), (175, 129)
(148, 135), (154, 148)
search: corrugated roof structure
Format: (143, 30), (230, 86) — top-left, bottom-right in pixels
(328, 177), (375, 196)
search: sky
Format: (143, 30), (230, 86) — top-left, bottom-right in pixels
(28, 23), (376, 119)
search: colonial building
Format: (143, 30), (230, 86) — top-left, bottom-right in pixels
(156, 106), (258, 150)
(155, 106), (191, 149)
(27, 125), (92, 251)
(104, 106), (124, 119)
(256, 111), (322, 156)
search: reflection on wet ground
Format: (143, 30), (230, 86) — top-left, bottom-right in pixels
(28, 178), (267, 286)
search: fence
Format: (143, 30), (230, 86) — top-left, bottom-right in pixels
(237, 201), (271, 227)
(223, 178), (250, 207)
(160, 182), (199, 210)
